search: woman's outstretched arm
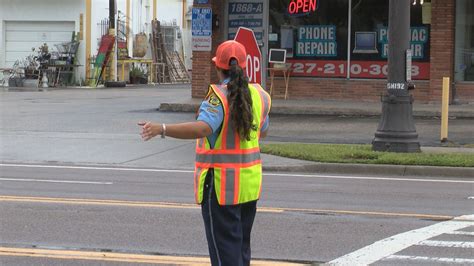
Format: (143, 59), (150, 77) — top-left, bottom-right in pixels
(139, 121), (212, 141)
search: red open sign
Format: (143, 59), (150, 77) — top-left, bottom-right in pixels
(288, 0), (318, 15)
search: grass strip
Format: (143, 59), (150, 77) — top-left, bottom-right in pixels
(261, 143), (474, 167)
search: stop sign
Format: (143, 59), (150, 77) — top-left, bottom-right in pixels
(234, 27), (262, 84)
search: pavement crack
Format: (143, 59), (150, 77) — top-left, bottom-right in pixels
(119, 143), (191, 164)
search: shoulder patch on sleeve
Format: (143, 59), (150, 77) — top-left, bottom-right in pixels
(207, 93), (222, 107)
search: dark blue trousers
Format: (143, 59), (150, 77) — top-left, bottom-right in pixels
(201, 172), (257, 266)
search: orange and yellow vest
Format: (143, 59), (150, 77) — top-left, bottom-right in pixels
(194, 83), (271, 205)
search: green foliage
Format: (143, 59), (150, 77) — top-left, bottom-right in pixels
(260, 143), (474, 167)
(129, 66), (145, 78)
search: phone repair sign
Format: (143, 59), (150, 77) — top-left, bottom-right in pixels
(192, 7), (212, 51)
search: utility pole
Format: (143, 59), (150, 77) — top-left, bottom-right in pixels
(372, 0), (420, 152)
(109, 0), (117, 82)
(109, 0), (115, 30)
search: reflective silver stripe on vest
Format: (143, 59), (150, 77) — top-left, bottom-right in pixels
(195, 152), (261, 164)
(226, 119), (236, 149)
(224, 168), (236, 204)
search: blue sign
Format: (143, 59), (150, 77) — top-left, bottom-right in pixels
(378, 26), (428, 59)
(196, 0), (209, 4)
(296, 25), (337, 57)
(192, 7), (212, 37)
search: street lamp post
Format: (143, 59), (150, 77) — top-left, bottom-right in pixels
(372, 0), (420, 153)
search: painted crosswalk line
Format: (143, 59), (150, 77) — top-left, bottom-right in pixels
(383, 255), (474, 264)
(327, 214), (474, 265)
(415, 240), (474, 249)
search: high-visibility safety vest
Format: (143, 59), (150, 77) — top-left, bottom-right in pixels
(194, 83), (271, 205)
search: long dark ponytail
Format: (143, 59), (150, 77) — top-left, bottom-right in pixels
(223, 60), (253, 141)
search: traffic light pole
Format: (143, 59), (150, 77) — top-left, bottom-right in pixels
(372, 0), (420, 152)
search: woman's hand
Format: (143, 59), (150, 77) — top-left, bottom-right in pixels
(138, 121), (161, 141)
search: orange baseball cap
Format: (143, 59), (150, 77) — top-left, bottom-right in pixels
(212, 40), (247, 70)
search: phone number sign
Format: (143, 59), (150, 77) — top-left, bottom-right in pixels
(228, 1), (264, 44)
(283, 60), (429, 80)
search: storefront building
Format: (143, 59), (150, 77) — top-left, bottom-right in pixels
(191, 0), (473, 103)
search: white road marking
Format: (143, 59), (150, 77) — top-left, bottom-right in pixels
(1, 163), (472, 184)
(0, 178), (112, 185)
(416, 240), (474, 249)
(448, 231), (474, 236)
(327, 214), (474, 265)
(454, 214), (474, 221)
(0, 163), (194, 173)
(383, 255), (474, 264)
(265, 173), (474, 184)
(468, 196), (474, 200)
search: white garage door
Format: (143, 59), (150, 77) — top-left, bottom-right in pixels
(5, 21), (75, 67)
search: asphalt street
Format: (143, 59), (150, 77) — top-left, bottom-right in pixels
(0, 87), (473, 265)
(0, 164), (473, 265)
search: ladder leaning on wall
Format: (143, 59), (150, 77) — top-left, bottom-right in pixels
(150, 19), (190, 84)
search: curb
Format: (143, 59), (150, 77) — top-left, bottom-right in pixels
(159, 102), (474, 119)
(159, 102), (200, 113)
(263, 162), (474, 178)
(1, 160), (471, 178)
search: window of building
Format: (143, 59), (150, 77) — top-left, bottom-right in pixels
(268, 0), (349, 78)
(455, 0), (474, 82)
(349, 0), (430, 80)
(268, 0), (430, 80)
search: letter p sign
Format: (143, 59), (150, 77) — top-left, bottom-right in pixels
(246, 54), (260, 83)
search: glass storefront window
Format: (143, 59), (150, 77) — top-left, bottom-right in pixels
(350, 0), (430, 80)
(268, 0), (430, 80)
(268, 0), (349, 78)
(349, 0), (389, 79)
(455, 0), (474, 82)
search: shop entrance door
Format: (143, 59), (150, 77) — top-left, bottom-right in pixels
(225, 0), (269, 88)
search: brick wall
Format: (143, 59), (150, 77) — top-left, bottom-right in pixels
(191, 51), (212, 98)
(429, 0), (456, 102)
(268, 77), (431, 102)
(456, 83), (474, 103)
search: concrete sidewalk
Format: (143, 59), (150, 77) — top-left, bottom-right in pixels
(156, 84), (474, 118)
(2, 84), (473, 178)
(4, 83), (474, 118)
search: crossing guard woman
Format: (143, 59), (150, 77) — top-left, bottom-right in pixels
(139, 40), (271, 265)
